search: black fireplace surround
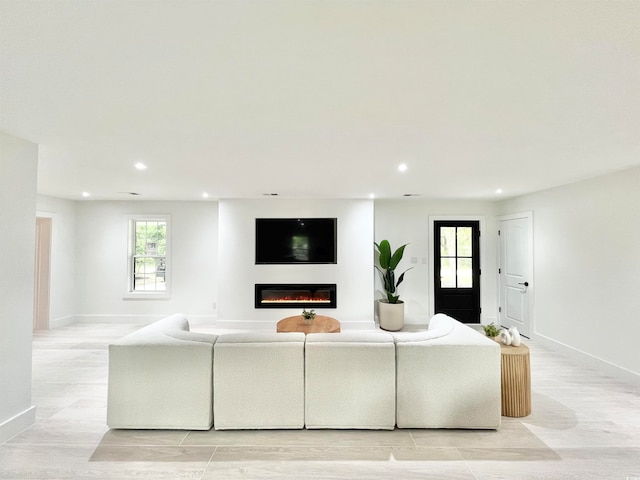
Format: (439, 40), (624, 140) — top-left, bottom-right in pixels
(255, 284), (337, 309)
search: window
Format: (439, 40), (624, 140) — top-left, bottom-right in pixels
(126, 216), (170, 297)
(439, 225), (473, 288)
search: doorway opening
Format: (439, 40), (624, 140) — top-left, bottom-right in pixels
(433, 220), (480, 323)
(33, 216), (52, 331)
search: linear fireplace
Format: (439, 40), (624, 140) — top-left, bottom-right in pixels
(255, 284), (337, 309)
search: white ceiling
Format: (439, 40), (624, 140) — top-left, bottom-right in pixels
(1, 1), (639, 201)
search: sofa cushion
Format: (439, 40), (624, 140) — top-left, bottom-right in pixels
(305, 331), (396, 429)
(214, 332), (305, 430)
(306, 331), (394, 344)
(391, 313), (455, 344)
(215, 332), (305, 344)
(153, 313), (190, 331)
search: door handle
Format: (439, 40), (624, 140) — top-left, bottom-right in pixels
(518, 282), (529, 287)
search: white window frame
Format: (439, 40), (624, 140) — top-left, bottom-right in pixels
(124, 214), (171, 299)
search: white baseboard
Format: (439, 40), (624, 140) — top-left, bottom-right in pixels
(49, 315), (77, 329)
(481, 316), (498, 326)
(0, 406), (36, 443)
(50, 314), (218, 327)
(185, 315), (218, 326)
(534, 332), (640, 387)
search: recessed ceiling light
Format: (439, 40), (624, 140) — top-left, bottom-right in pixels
(496, 188), (503, 195)
(202, 192), (209, 199)
(134, 162), (147, 171)
(82, 191), (90, 198)
(398, 163), (408, 173)
(369, 193), (375, 199)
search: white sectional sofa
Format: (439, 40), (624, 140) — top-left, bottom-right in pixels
(107, 313), (501, 431)
(107, 314), (218, 430)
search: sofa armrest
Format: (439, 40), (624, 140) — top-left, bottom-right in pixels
(107, 314), (217, 430)
(394, 315), (502, 429)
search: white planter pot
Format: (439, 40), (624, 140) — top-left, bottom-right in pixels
(378, 300), (404, 331)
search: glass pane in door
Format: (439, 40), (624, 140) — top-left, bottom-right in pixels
(457, 227), (472, 257)
(457, 258), (473, 288)
(440, 227), (456, 256)
(440, 258), (456, 287)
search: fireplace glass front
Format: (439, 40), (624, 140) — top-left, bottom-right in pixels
(255, 284), (337, 309)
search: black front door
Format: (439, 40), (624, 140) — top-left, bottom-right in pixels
(434, 221), (480, 323)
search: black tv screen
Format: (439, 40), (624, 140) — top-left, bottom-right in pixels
(255, 218), (337, 264)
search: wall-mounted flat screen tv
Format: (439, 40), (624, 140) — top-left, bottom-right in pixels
(255, 218), (337, 264)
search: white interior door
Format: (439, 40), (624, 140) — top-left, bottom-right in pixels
(498, 213), (533, 338)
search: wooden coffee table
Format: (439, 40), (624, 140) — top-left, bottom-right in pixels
(276, 315), (340, 334)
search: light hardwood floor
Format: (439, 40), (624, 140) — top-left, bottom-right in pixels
(1, 322), (639, 479)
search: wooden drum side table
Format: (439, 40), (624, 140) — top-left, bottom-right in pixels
(500, 343), (531, 417)
(276, 315), (341, 334)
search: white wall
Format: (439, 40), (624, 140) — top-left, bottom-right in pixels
(218, 199), (375, 328)
(36, 196), (78, 328)
(374, 199), (499, 325)
(497, 167), (640, 381)
(35, 196), (503, 330)
(73, 201), (219, 323)
(0, 132), (37, 442)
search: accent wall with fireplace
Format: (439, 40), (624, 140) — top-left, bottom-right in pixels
(217, 199), (375, 329)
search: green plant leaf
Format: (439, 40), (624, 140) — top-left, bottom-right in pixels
(377, 240), (391, 269)
(388, 244), (408, 270)
(396, 268), (413, 289)
(375, 239), (411, 304)
(483, 323), (500, 337)
(386, 270), (395, 293)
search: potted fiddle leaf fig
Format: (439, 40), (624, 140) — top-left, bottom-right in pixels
(374, 240), (413, 331)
